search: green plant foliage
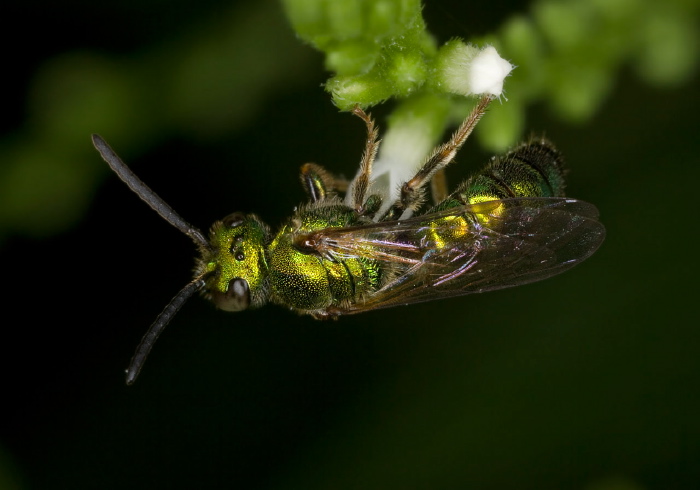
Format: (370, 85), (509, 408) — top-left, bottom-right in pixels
(283, 0), (700, 144)
(0, 0), (698, 241)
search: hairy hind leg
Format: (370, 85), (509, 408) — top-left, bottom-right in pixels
(393, 95), (493, 216)
(347, 105), (380, 213)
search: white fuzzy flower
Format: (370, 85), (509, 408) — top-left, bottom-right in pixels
(469, 46), (514, 96)
(440, 44), (514, 98)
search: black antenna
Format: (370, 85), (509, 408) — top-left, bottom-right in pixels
(125, 277), (207, 385)
(91, 134), (210, 250)
(92, 134), (213, 384)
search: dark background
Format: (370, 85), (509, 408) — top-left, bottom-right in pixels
(1, 0), (698, 489)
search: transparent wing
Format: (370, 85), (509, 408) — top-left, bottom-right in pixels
(300, 198), (605, 315)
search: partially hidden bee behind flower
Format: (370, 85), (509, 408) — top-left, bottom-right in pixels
(93, 94), (605, 385)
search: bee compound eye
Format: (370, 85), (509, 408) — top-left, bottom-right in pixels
(222, 213), (246, 228)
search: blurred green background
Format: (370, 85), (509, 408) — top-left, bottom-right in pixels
(1, 0), (699, 489)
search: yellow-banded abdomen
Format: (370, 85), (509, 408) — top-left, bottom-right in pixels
(433, 138), (565, 212)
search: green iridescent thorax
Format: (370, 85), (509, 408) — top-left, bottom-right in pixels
(267, 202), (381, 314)
(197, 213), (271, 310)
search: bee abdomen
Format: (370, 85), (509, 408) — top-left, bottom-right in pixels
(440, 139), (566, 209)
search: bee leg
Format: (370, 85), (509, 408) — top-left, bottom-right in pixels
(394, 95), (493, 216)
(300, 163), (348, 203)
(430, 169), (448, 204)
(348, 105), (380, 214)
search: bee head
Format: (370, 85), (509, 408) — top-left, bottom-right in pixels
(199, 213), (271, 312)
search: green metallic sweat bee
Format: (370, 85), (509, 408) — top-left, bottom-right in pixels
(92, 95), (605, 384)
